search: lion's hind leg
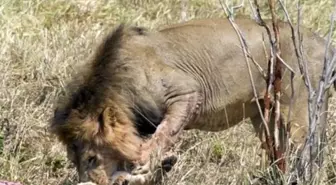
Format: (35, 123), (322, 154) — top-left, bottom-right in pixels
(249, 101), (294, 170)
(250, 98), (310, 181)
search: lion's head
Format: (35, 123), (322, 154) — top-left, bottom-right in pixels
(51, 99), (144, 184)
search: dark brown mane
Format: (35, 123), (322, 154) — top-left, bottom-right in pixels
(71, 24), (131, 113)
(50, 24), (164, 145)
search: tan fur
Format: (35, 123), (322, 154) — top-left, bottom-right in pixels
(50, 17), (335, 184)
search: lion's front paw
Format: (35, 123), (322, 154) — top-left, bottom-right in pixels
(131, 152), (178, 183)
(111, 153), (177, 185)
(110, 171), (150, 185)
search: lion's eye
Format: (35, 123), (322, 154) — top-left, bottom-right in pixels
(88, 156), (97, 166)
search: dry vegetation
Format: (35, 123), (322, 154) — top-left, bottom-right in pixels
(0, 0), (335, 184)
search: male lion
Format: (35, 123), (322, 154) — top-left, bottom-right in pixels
(50, 17), (335, 185)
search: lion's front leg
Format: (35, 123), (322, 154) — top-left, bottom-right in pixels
(131, 92), (201, 179)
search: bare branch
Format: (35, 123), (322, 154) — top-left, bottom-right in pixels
(220, 0), (290, 172)
(268, 0), (286, 172)
(180, 0), (188, 22)
(218, 0), (271, 138)
(231, 0), (245, 11)
(329, 70), (336, 86)
(219, 0), (267, 80)
(249, 0), (287, 172)
(278, 0), (312, 91)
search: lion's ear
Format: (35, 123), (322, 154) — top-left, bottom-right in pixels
(92, 107), (117, 140)
(101, 107), (117, 128)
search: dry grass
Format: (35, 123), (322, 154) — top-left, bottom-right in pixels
(0, 0), (335, 184)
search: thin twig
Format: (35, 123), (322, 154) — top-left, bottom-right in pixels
(218, 0), (271, 138)
(180, 0), (188, 22)
(276, 53), (295, 73)
(278, 0), (312, 90)
(249, 0), (283, 170)
(268, 0), (286, 172)
(220, 1), (267, 79)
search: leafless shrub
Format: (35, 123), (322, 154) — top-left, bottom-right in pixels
(219, 0), (288, 174)
(220, 0), (336, 183)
